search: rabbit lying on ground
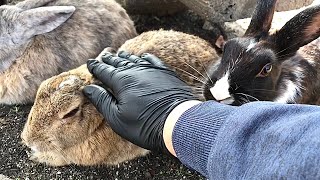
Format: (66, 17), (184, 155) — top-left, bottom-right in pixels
(21, 49), (149, 166)
(203, 0), (320, 105)
(0, 0), (137, 105)
(21, 30), (220, 166)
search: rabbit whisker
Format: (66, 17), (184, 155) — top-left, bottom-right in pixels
(183, 61), (208, 81)
(239, 96), (250, 104)
(198, 58), (214, 84)
(235, 93), (260, 101)
(275, 40), (303, 57)
(175, 67), (206, 85)
(234, 83), (240, 91)
(248, 89), (278, 93)
(231, 50), (244, 73)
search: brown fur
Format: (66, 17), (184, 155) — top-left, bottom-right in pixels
(21, 30), (220, 166)
(0, 0), (137, 104)
(21, 63), (149, 166)
(119, 30), (220, 99)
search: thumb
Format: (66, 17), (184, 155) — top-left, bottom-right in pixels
(82, 85), (117, 120)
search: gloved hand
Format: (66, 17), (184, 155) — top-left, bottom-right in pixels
(83, 51), (197, 153)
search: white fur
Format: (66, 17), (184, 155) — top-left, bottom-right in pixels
(210, 72), (232, 101)
(30, 145), (39, 153)
(275, 80), (300, 103)
(59, 75), (80, 89)
(246, 40), (257, 52)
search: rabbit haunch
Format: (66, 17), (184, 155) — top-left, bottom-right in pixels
(22, 30), (220, 166)
(0, 0), (136, 104)
(203, 0), (320, 106)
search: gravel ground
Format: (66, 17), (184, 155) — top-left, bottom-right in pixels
(1, 1), (224, 179)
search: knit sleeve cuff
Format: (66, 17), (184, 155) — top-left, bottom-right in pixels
(172, 101), (235, 177)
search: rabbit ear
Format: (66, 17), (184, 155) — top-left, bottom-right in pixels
(270, 5), (320, 60)
(18, 6), (75, 38)
(16, 0), (55, 10)
(244, 0), (278, 37)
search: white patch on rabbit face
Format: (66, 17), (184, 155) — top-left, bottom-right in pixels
(59, 76), (80, 89)
(246, 40), (257, 52)
(274, 80), (299, 103)
(210, 72), (232, 101)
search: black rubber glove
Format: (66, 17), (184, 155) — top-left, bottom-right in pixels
(83, 51), (197, 153)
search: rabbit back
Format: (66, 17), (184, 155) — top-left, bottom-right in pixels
(0, 0), (137, 104)
(119, 29), (220, 99)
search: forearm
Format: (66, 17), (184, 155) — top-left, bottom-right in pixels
(163, 100), (202, 156)
(164, 100), (234, 176)
(167, 101), (320, 179)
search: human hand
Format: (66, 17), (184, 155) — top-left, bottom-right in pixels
(83, 51), (197, 153)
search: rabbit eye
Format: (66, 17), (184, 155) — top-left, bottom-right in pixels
(257, 63), (272, 77)
(62, 107), (80, 119)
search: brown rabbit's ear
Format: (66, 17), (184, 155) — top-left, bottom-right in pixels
(270, 5), (320, 60)
(244, 0), (278, 38)
(16, 6), (75, 40)
(59, 101), (81, 120)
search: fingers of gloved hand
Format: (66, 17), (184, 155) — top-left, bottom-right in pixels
(95, 47), (116, 61)
(101, 52), (135, 68)
(87, 59), (116, 90)
(82, 85), (118, 120)
(118, 51), (150, 65)
(141, 53), (167, 68)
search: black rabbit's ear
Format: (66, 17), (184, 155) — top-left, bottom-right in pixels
(270, 5), (320, 60)
(245, 0), (278, 38)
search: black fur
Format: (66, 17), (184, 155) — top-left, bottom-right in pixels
(203, 3), (320, 106)
(0, 0), (6, 5)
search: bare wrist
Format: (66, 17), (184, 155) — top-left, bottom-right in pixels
(163, 100), (202, 156)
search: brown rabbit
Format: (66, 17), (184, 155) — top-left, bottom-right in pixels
(0, 0), (136, 105)
(21, 30), (220, 166)
(21, 49), (149, 166)
(119, 29), (220, 98)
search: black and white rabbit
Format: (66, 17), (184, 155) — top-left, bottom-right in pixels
(203, 0), (320, 105)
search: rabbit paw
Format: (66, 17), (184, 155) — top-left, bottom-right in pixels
(29, 150), (70, 167)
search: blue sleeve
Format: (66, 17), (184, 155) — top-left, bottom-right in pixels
(172, 101), (320, 179)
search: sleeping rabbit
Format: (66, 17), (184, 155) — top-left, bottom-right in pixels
(0, 0), (137, 104)
(203, 0), (320, 105)
(21, 30), (220, 166)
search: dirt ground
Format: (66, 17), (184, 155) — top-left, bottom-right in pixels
(0, 1), (225, 179)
